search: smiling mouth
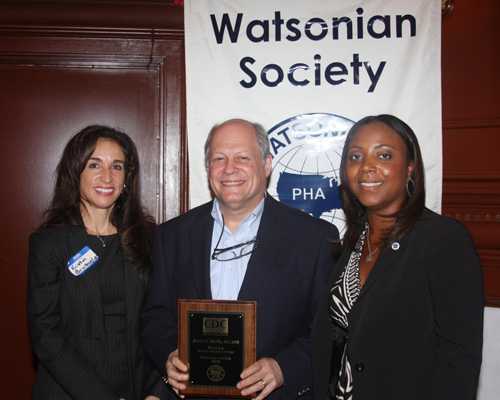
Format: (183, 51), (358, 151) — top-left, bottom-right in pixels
(95, 187), (114, 194)
(360, 182), (382, 188)
(221, 180), (244, 186)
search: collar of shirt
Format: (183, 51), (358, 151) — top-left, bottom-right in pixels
(209, 198), (265, 300)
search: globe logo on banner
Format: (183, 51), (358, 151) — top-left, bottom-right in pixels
(267, 113), (354, 233)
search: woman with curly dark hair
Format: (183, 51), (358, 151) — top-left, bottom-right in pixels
(28, 125), (161, 399)
(312, 115), (483, 400)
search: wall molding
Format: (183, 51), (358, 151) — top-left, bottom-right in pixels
(442, 173), (500, 306)
(0, 3), (183, 31)
(443, 117), (500, 129)
(443, 176), (500, 207)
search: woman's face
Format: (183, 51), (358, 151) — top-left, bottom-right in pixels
(80, 138), (126, 214)
(344, 121), (414, 216)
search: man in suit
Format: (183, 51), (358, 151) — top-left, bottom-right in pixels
(142, 118), (339, 399)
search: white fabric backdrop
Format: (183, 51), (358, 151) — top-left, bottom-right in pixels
(185, 0), (442, 232)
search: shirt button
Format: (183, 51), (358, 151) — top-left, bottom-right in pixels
(355, 362), (365, 372)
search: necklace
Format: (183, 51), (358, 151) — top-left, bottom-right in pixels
(95, 232), (107, 248)
(365, 223), (378, 262)
(82, 211), (113, 248)
(93, 223), (109, 248)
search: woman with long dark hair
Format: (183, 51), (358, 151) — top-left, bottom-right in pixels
(28, 125), (160, 399)
(312, 115), (483, 400)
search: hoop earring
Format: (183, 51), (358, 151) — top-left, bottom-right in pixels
(406, 177), (415, 197)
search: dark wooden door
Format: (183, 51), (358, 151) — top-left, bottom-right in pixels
(0, 64), (157, 396)
(0, 3), (185, 397)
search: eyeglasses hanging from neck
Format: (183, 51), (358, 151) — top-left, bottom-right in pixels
(211, 215), (257, 262)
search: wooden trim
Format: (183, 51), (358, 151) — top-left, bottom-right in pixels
(443, 176), (500, 206)
(442, 172), (500, 306)
(157, 38), (188, 220)
(443, 117), (500, 129)
(444, 175), (500, 182)
(486, 298), (500, 307)
(0, 3), (183, 31)
(179, 42), (189, 213)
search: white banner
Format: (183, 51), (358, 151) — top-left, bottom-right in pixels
(185, 0), (442, 232)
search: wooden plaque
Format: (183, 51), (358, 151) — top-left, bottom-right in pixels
(178, 299), (256, 398)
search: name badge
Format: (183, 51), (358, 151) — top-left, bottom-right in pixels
(67, 246), (99, 276)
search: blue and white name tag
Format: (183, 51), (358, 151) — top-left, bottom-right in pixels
(67, 246), (99, 276)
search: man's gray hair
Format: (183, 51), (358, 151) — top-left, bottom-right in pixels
(204, 118), (271, 169)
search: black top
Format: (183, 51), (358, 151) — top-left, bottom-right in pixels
(88, 234), (131, 399)
(312, 209), (483, 400)
(28, 225), (160, 400)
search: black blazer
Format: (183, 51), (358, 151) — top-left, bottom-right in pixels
(312, 209), (484, 400)
(142, 196), (339, 399)
(28, 225), (157, 400)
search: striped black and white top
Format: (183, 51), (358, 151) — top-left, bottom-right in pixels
(329, 227), (368, 400)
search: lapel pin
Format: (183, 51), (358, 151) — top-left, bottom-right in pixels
(391, 242), (400, 251)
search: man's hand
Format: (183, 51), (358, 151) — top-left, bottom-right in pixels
(165, 349), (189, 398)
(237, 357), (284, 400)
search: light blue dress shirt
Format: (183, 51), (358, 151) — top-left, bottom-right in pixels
(210, 198), (264, 300)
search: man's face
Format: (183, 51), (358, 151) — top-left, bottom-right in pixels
(207, 121), (272, 216)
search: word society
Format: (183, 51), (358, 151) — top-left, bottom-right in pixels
(209, 8), (417, 93)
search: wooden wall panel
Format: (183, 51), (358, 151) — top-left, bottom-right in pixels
(443, 125), (500, 176)
(442, 1), (500, 306)
(0, 65), (159, 220)
(0, 2), (185, 397)
(0, 64), (159, 398)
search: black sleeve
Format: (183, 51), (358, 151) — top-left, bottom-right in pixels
(141, 225), (178, 373)
(273, 222), (339, 399)
(428, 221), (484, 400)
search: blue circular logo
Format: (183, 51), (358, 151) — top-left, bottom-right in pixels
(268, 113), (354, 233)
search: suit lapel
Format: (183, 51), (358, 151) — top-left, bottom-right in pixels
(190, 209), (214, 299)
(238, 197), (277, 300)
(354, 235), (407, 307)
